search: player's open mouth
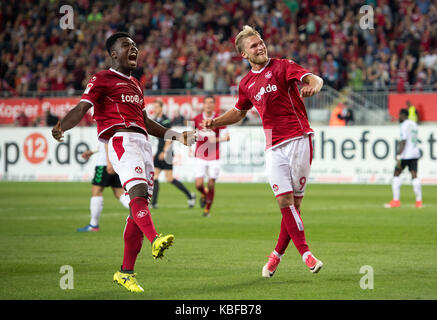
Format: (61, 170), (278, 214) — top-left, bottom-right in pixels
(128, 53), (137, 61)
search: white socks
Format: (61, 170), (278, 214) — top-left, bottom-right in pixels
(392, 176), (422, 202)
(272, 250), (283, 260)
(392, 176), (401, 201)
(302, 251), (312, 263)
(119, 193), (130, 209)
(89, 194), (130, 227)
(412, 178), (422, 201)
(90, 196), (103, 227)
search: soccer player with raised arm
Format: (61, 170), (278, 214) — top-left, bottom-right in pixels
(203, 26), (324, 277)
(52, 32), (195, 292)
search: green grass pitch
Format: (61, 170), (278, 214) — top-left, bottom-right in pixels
(0, 181), (436, 300)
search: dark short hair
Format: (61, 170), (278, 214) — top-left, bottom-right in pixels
(399, 108), (409, 117)
(204, 95), (215, 102)
(105, 32), (132, 54)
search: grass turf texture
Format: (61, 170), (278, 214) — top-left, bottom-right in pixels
(0, 182), (436, 300)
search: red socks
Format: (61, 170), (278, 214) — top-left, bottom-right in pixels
(279, 205), (309, 256)
(274, 218), (291, 255)
(197, 185), (207, 196)
(129, 197), (158, 243)
(205, 188), (215, 211)
(122, 217), (144, 271)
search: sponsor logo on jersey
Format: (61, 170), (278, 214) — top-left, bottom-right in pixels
(90, 76), (97, 82)
(254, 83), (277, 101)
(121, 94), (143, 105)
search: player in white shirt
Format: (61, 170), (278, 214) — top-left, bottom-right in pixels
(77, 141), (131, 231)
(385, 109), (422, 208)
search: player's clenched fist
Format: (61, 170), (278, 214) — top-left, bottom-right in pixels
(202, 118), (215, 130)
(179, 130), (197, 146)
(300, 85), (317, 98)
(52, 121), (64, 142)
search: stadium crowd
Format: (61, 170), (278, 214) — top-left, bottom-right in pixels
(1, 0), (437, 97)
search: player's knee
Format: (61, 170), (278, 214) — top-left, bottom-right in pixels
(195, 180), (204, 189)
(276, 194), (294, 208)
(128, 183), (149, 200)
(207, 180), (215, 190)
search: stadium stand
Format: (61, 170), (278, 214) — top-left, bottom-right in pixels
(1, 0), (437, 98)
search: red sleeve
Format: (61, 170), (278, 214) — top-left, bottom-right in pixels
(192, 115), (200, 130)
(80, 74), (105, 106)
(234, 84), (252, 111)
(285, 59), (312, 83)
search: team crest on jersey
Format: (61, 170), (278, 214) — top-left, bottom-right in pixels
(135, 166), (143, 174)
(272, 184), (279, 192)
(265, 71), (273, 79)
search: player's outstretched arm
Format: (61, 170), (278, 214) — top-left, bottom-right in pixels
(300, 74), (324, 98)
(52, 101), (92, 142)
(143, 111), (196, 146)
(203, 108), (248, 129)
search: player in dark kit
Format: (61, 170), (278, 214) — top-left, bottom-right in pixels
(150, 99), (195, 209)
(51, 32), (196, 293)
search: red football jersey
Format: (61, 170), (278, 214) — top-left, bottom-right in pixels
(235, 58), (314, 150)
(80, 68), (148, 141)
(193, 112), (226, 160)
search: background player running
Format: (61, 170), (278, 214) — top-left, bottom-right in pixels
(385, 108), (423, 208)
(77, 141), (130, 232)
(52, 32), (195, 293)
(203, 26), (324, 277)
(192, 95), (230, 217)
(150, 99), (195, 209)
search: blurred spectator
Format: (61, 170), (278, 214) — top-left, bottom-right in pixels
(338, 101), (355, 126)
(329, 103), (346, 126)
(322, 52), (340, 89)
(406, 100), (420, 123)
(347, 61), (364, 91)
(15, 111), (29, 127)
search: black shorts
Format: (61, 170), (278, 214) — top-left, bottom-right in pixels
(91, 166), (123, 188)
(154, 158), (173, 170)
(399, 159), (418, 172)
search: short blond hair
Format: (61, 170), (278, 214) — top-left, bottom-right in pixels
(235, 25), (261, 54)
